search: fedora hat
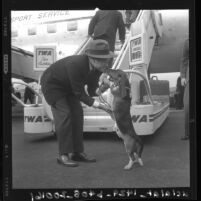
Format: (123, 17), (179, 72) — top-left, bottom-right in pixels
(85, 39), (115, 59)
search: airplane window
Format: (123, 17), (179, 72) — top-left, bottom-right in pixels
(67, 21), (78, 32)
(12, 30), (18, 37)
(28, 27), (37, 35)
(47, 24), (57, 33)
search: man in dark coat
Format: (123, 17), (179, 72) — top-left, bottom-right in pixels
(41, 39), (114, 167)
(24, 85), (35, 104)
(125, 10), (140, 28)
(174, 76), (184, 109)
(88, 10), (126, 52)
(180, 38), (189, 140)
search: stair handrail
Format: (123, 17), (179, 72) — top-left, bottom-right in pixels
(12, 46), (34, 57)
(135, 10), (143, 22)
(113, 10), (146, 70)
(128, 10), (160, 71)
(74, 36), (92, 55)
(112, 32), (130, 70)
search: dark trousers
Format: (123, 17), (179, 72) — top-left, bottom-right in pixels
(174, 92), (184, 109)
(51, 96), (84, 155)
(183, 83), (189, 137)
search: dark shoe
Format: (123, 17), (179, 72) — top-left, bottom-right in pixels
(71, 153), (96, 163)
(181, 136), (189, 140)
(57, 155), (78, 167)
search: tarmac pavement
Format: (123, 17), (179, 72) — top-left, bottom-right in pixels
(12, 110), (190, 188)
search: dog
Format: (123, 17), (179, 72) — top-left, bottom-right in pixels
(97, 69), (144, 170)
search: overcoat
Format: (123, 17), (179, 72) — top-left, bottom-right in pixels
(41, 55), (101, 106)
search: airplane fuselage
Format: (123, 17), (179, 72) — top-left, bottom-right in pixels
(11, 9), (189, 81)
(149, 10), (189, 73)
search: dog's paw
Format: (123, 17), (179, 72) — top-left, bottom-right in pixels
(133, 159), (139, 164)
(124, 161), (134, 170)
(138, 158), (143, 166)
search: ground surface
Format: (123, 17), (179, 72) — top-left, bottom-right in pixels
(12, 110), (190, 188)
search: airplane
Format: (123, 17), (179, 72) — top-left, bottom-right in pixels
(11, 9), (189, 136)
(11, 9), (98, 81)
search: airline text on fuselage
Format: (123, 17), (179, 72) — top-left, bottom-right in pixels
(12, 11), (70, 23)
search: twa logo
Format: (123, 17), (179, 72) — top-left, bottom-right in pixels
(132, 115), (148, 123)
(38, 51), (52, 56)
(24, 116), (51, 122)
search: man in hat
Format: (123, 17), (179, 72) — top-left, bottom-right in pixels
(41, 39), (114, 167)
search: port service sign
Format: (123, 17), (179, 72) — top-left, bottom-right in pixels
(34, 46), (56, 71)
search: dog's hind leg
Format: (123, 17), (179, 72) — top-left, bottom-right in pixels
(132, 137), (144, 166)
(137, 140), (144, 166)
(123, 136), (136, 170)
(124, 155), (135, 170)
(134, 152), (143, 166)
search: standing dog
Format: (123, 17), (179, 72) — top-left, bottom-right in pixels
(97, 69), (144, 170)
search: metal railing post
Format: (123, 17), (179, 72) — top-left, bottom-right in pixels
(74, 37), (92, 55)
(124, 69), (154, 105)
(12, 81), (43, 107)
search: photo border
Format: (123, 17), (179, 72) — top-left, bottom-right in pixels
(2, 0), (197, 200)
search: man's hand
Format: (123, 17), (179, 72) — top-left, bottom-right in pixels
(98, 103), (112, 114)
(96, 74), (110, 96)
(92, 101), (112, 114)
(96, 88), (102, 96)
(99, 73), (110, 85)
(181, 78), (187, 86)
(92, 100), (100, 108)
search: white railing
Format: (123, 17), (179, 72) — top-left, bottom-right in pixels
(112, 32), (130, 70)
(12, 81), (42, 107)
(113, 10), (146, 70)
(124, 69), (154, 105)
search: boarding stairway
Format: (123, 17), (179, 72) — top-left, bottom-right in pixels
(78, 10), (170, 134)
(76, 10), (166, 105)
(111, 10), (168, 106)
(76, 10), (163, 74)
(74, 28), (131, 68)
(113, 10), (163, 71)
(12, 46), (39, 82)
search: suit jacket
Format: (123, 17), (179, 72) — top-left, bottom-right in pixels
(41, 55), (101, 106)
(180, 39), (189, 83)
(88, 10), (125, 51)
